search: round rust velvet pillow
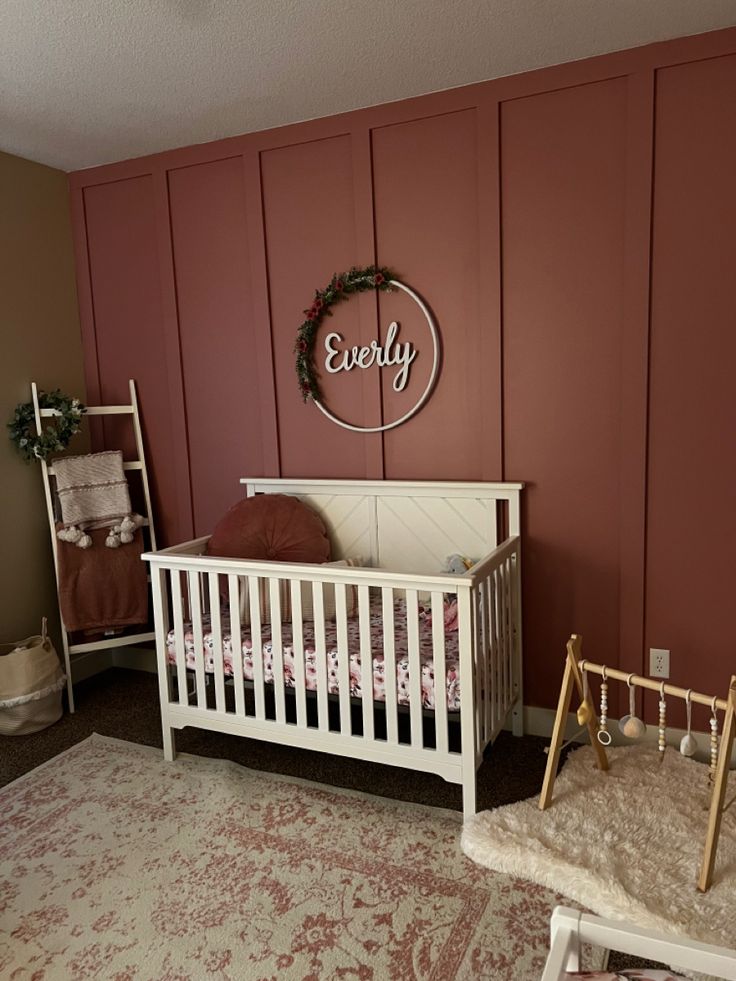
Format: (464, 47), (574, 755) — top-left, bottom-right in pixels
(206, 494), (331, 563)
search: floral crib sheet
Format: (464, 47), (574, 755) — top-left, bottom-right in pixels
(166, 598), (462, 711)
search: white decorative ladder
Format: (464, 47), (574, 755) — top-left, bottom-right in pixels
(32, 379), (157, 713)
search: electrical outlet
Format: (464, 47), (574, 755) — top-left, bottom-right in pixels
(649, 648), (670, 678)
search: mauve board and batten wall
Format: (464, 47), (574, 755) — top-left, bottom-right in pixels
(69, 28), (736, 716)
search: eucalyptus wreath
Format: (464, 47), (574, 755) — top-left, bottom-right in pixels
(295, 265), (394, 402)
(8, 390), (86, 462)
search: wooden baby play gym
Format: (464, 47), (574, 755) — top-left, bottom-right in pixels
(541, 635), (736, 893)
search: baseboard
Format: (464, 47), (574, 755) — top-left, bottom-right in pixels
(70, 646), (157, 682)
(111, 647), (158, 674)
(69, 649), (114, 683)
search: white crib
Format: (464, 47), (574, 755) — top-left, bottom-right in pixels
(143, 479), (523, 816)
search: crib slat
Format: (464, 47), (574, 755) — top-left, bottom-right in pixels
(497, 562), (505, 716)
(486, 575), (496, 735)
(490, 568), (499, 731)
(208, 574), (226, 712)
(382, 588), (398, 745)
(473, 586), (482, 755)
(290, 580), (307, 729)
(269, 578), (286, 725)
(312, 581), (329, 731)
(228, 574), (245, 717)
(481, 578), (491, 745)
(188, 571), (206, 709)
(406, 589), (423, 749)
(171, 571), (188, 706)
(248, 575), (266, 720)
(358, 585), (374, 741)
(505, 556), (513, 713)
(153, 568), (174, 703)
(335, 582), (351, 736)
(431, 590), (448, 756)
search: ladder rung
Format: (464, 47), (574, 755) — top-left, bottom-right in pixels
(69, 631), (155, 654)
(82, 405), (135, 416)
(46, 460), (143, 476)
(39, 405), (134, 417)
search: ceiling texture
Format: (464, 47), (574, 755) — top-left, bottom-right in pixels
(2, 0), (735, 172)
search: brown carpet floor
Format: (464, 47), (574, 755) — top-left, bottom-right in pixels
(0, 667), (657, 972)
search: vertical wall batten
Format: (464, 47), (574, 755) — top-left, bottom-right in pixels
(351, 124), (385, 478)
(618, 70), (655, 689)
(153, 168), (195, 541)
(242, 151), (281, 475)
(477, 99), (505, 480)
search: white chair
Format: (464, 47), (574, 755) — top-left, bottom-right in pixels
(541, 906), (736, 981)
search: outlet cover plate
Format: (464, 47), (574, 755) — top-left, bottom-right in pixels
(649, 648), (670, 678)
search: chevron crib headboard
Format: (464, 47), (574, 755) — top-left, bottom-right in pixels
(240, 478), (522, 575)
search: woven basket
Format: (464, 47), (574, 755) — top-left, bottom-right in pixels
(0, 619), (65, 735)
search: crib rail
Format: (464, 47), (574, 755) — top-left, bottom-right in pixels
(145, 533), (521, 816)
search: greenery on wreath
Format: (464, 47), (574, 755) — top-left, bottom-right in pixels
(8, 390), (86, 463)
(295, 265), (394, 402)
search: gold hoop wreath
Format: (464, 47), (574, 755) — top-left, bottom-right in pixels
(294, 266), (440, 434)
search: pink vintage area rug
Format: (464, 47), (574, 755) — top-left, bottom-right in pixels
(0, 734), (564, 980)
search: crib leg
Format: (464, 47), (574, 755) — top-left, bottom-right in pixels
(462, 763), (478, 819)
(162, 722), (177, 762)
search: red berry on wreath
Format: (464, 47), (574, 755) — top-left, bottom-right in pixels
(297, 339), (308, 353)
(374, 273), (385, 286)
(334, 280), (344, 291)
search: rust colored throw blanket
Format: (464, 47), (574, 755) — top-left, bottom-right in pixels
(56, 525), (148, 632)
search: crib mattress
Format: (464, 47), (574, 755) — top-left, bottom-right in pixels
(166, 598), (461, 711)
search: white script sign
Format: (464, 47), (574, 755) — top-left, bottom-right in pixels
(313, 279), (440, 434)
(323, 321), (418, 393)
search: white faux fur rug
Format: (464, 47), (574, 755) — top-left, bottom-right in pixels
(462, 745), (736, 951)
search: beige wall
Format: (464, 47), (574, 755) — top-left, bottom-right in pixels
(0, 150), (85, 645)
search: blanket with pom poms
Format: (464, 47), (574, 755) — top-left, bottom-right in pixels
(53, 450), (144, 549)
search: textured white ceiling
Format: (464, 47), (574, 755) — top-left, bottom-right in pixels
(1, 0), (735, 172)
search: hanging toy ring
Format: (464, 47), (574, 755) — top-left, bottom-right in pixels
(597, 665), (612, 746)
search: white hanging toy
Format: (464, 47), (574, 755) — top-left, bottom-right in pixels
(597, 666), (611, 745)
(709, 696), (719, 780)
(620, 672), (646, 739)
(680, 688), (698, 757)
(658, 681), (667, 762)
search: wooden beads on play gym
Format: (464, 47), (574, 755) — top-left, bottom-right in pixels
(658, 682), (666, 761)
(597, 667), (611, 745)
(710, 697), (719, 780)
